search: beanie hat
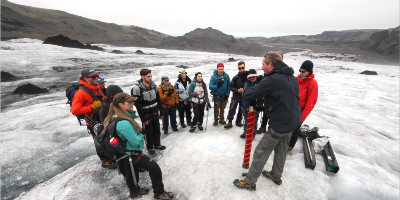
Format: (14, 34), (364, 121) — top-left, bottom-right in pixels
(161, 75), (169, 82)
(106, 85), (123, 97)
(300, 60), (313, 73)
(247, 69), (258, 80)
(217, 63), (224, 68)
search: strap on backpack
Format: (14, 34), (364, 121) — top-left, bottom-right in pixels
(79, 85), (103, 102)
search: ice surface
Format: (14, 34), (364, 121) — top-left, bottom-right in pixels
(0, 39), (399, 200)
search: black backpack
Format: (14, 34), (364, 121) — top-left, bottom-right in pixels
(66, 83), (102, 125)
(94, 117), (127, 161)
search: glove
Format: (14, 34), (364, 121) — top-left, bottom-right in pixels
(141, 128), (148, 135)
(167, 90), (173, 96)
(224, 95), (229, 100)
(249, 100), (256, 107)
(206, 103), (212, 111)
(217, 81), (223, 88)
(91, 101), (102, 109)
(255, 106), (263, 111)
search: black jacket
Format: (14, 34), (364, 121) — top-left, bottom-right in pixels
(230, 74), (245, 101)
(99, 102), (110, 124)
(243, 61), (302, 133)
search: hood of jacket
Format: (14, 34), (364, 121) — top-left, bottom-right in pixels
(264, 61), (294, 77)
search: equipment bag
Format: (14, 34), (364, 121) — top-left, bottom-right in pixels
(94, 117), (127, 161)
(322, 141), (340, 173)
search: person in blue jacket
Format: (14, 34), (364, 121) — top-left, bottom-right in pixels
(209, 63), (231, 126)
(103, 93), (174, 200)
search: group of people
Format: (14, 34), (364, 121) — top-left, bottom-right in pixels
(69, 51), (318, 198)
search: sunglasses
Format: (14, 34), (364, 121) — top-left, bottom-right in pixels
(89, 75), (99, 79)
(299, 70), (307, 73)
(238, 67), (245, 70)
(98, 78), (104, 82)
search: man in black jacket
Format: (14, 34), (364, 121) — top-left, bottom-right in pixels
(234, 51), (301, 190)
(224, 61), (245, 129)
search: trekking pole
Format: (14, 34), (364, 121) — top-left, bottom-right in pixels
(128, 155), (138, 186)
(205, 108), (210, 130)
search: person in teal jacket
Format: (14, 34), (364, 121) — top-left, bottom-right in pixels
(209, 63), (231, 125)
(103, 93), (174, 200)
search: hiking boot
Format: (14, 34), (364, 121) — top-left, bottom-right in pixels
(181, 124), (187, 128)
(240, 133), (246, 139)
(288, 146), (293, 151)
(224, 123), (232, 129)
(172, 127), (178, 131)
(233, 179), (256, 191)
(154, 145), (166, 150)
(130, 187), (149, 198)
(219, 120), (226, 125)
(262, 170), (282, 185)
(198, 124), (203, 131)
(101, 158), (117, 169)
(189, 126), (196, 133)
(164, 130), (168, 134)
(154, 191), (174, 200)
(148, 149), (155, 154)
(257, 127), (266, 134)
(213, 121), (218, 126)
(236, 122), (243, 127)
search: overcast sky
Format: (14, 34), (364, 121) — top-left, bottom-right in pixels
(8, 0), (400, 38)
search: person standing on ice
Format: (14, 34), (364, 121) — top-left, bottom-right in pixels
(131, 69), (165, 155)
(188, 72), (211, 133)
(288, 60), (318, 151)
(209, 63), (231, 126)
(103, 93), (174, 199)
(257, 51), (283, 134)
(98, 77), (107, 96)
(233, 51), (301, 190)
(238, 69), (264, 139)
(224, 61), (246, 129)
(174, 69), (192, 128)
(158, 75), (179, 134)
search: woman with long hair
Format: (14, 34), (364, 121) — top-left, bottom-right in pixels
(103, 93), (174, 199)
(188, 72), (211, 132)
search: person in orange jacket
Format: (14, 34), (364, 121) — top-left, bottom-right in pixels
(158, 75), (179, 134)
(288, 60), (318, 150)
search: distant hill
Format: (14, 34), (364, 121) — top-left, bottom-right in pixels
(1, 0), (169, 46)
(245, 27), (399, 58)
(151, 27), (267, 56)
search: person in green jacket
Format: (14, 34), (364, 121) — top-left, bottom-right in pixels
(103, 93), (174, 200)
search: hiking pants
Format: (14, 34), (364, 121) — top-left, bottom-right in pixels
(144, 116), (161, 149)
(121, 154), (164, 194)
(191, 102), (205, 126)
(244, 128), (293, 185)
(227, 99), (242, 124)
(213, 98), (228, 122)
(242, 107), (260, 135)
(178, 101), (192, 125)
(162, 107), (178, 131)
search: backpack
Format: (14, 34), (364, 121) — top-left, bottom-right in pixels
(66, 83), (103, 126)
(210, 73), (229, 96)
(94, 117), (127, 161)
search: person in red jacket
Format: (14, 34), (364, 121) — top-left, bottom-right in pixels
(71, 69), (105, 137)
(288, 60), (318, 150)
